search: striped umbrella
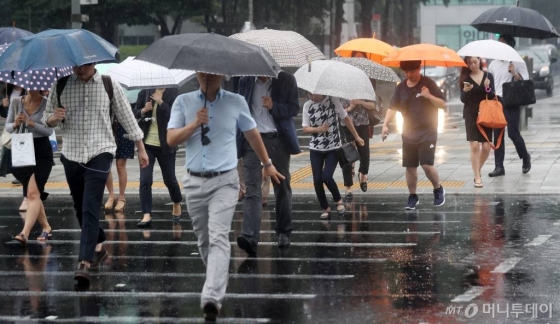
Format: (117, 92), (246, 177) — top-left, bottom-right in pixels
(230, 28), (325, 67)
(332, 57), (400, 82)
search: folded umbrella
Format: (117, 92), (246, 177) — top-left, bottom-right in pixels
(229, 28), (325, 67)
(471, 5), (559, 39)
(331, 57), (400, 82)
(0, 26), (32, 45)
(0, 29), (118, 72)
(294, 60), (375, 101)
(457, 40), (524, 63)
(104, 56), (196, 90)
(135, 33), (280, 77)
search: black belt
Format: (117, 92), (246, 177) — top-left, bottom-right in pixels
(187, 169), (233, 178)
(260, 132), (278, 138)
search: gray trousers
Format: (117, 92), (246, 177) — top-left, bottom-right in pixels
(242, 136), (292, 244)
(182, 170), (238, 309)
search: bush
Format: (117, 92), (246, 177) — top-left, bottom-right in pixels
(118, 45), (148, 62)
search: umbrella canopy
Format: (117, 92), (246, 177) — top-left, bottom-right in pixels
(331, 57), (400, 82)
(0, 67), (73, 91)
(96, 62), (140, 104)
(229, 29), (325, 67)
(104, 56), (196, 90)
(382, 44), (467, 68)
(0, 26), (32, 45)
(294, 60), (375, 101)
(334, 37), (394, 63)
(135, 33), (281, 77)
(471, 6), (559, 39)
(457, 40), (524, 63)
(0, 29), (118, 72)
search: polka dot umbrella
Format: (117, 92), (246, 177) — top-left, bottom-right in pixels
(0, 43), (73, 91)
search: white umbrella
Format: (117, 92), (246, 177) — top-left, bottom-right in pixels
(229, 29), (325, 67)
(294, 60), (375, 101)
(106, 56), (196, 90)
(457, 40), (524, 63)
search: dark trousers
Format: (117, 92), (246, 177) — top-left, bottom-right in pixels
(242, 136), (292, 243)
(61, 153), (112, 262)
(341, 125), (370, 187)
(310, 149), (341, 210)
(140, 144), (182, 214)
(493, 105), (529, 168)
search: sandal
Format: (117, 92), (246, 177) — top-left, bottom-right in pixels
(320, 208), (331, 219)
(13, 233), (27, 245)
(37, 230), (52, 241)
(114, 199), (126, 212)
(359, 174), (368, 192)
(474, 179), (483, 188)
(104, 196), (115, 211)
(345, 191), (353, 201)
(336, 203), (346, 215)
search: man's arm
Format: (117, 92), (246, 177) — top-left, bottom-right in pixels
(43, 83), (64, 128)
(381, 108), (397, 138)
(269, 74), (300, 119)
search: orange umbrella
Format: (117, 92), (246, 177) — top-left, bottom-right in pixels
(334, 36), (394, 63)
(382, 43), (467, 68)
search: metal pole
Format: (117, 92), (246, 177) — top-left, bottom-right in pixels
(71, 0), (82, 29)
(249, 0), (253, 24)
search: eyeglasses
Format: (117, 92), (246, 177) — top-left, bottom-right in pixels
(201, 125), (211, 146)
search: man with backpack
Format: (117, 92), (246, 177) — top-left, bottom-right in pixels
(43, 63), (149, 286)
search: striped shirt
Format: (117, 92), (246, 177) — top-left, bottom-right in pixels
(42, 72), (143, 164)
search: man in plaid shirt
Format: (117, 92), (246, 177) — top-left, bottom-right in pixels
(43, 63), (149, 286)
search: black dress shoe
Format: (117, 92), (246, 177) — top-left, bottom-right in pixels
(74, 262), (90, 286)
(522, 154), (531, 174)
(90, 249), (109, 270)
(137, 219), (152, 228)
(237, 236), (257, 256)
(488, 167), (505, 177)
(203, 301), (219, 322)
(278, 233), (290, 248)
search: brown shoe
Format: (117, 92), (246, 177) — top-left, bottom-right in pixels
(74, 262), (91, 286)
(90, 249), (109, 271)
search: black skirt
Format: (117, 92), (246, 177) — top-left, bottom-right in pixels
(12, 136), (54, 201)
(464, 114), (492, 143)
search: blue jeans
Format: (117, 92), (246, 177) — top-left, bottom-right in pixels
(61, 153), (112, 262)
(310, 149), (341, 210)
(139, 144), (182, 214)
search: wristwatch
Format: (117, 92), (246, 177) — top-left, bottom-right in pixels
(261, 159), (273, 168)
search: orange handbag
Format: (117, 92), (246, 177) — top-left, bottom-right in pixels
(477, 95), (507, 150)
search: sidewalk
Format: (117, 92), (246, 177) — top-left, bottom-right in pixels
(2, 93), (560, 197)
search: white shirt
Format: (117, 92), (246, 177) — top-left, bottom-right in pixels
(488, 60), (530, 97)
(250, 78), (276, 133)
(42, 73), (143, 164)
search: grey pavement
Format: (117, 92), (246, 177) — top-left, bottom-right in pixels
(1, 89), (560, 198)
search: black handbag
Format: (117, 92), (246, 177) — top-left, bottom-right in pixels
(502, 79), (536, 107)
(335, 118), (360, 166)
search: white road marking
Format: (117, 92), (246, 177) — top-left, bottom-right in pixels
(491, 257), (523, 274)
(0, 291), (316, 299)
(451, 286), (485, 303)
(0, 316), (270, 323)
(525, 235), (553, 246)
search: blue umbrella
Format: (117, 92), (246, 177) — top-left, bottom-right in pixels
(0, 26), (33, 44)
(0, 29), (118, 72)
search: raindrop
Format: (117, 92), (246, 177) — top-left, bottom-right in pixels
(116, 283), (126, 288)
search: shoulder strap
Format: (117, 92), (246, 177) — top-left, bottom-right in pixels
(101, 75), (115, 120)
(56, 75), (70, 108)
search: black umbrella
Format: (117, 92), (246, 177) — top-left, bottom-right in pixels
(471, 5), (559, 39)
(135, 33), (281, 77)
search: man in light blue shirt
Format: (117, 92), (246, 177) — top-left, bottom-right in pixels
(167, 72), (284, 322)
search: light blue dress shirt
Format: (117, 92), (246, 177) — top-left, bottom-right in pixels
(168, 88), (256, 172)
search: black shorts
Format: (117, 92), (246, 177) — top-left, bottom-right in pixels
(402, 141), (436, 167)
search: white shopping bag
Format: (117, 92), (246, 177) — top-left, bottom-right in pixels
(49, 130), (58, 152)
(11, 132), (36, 167)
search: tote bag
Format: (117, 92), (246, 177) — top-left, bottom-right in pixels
(11, 129), (35, 167)
(477, 95), (507, 150)
(502, 79), (536, 107)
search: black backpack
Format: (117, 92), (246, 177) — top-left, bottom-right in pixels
(56, 75), (118, 141)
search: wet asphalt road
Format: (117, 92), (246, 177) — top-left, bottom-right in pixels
(1, 194), (559, 323)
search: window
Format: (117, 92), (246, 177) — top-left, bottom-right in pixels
(436, 25), (491, 50)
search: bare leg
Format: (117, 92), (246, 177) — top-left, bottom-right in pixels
(116, 158), (127, 201)
(405, 167), (419, 194)
(421, 165), (441, 189)
(469, 141), (482, 182)
(20, 175), (49, 238)
(479, 142), (491, 175)
(104, 170), (115, 210)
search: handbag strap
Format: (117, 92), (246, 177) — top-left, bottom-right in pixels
(335, 113), (349, 146)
